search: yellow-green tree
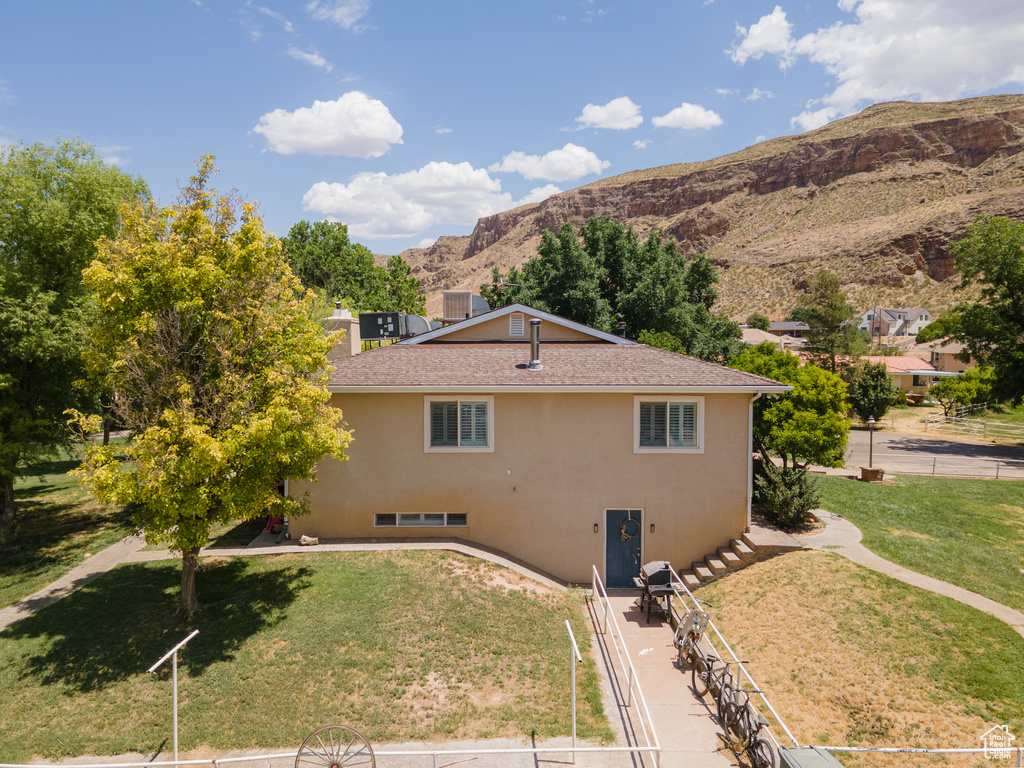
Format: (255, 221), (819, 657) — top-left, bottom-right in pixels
(72, 157), (350, 614)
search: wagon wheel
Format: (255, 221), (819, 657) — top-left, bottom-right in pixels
(295, 725), (375, 768)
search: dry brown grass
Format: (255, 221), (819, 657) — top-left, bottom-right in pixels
(697, 551), (1024, 767)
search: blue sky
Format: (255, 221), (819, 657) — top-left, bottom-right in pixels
(3, 1), (1023, 255)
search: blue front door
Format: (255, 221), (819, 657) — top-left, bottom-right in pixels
(605, 509), (643, 588)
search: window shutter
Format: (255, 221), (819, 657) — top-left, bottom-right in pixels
(669, 402), (697, 447)
(640, 402), (667, 446)
(460, 401), (488, 446)
(431, 401), (458, 446)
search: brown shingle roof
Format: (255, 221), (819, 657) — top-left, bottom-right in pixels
(329, 342), (788, 390)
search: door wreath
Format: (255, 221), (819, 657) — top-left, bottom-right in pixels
(619, 517), (641, 542)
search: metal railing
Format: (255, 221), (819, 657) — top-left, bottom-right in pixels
(590, 565), (663, 768)
(667, 566), (800, 753)
(927, 414), (1024, 441)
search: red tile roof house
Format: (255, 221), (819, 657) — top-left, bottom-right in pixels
(289, 304), (790, 588)
(860, 355), (959, 398)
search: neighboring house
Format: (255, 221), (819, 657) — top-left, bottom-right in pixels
(860, 355), (954, 396)
(768, 321), (809, 339)
(859, 308), (934, 338)
(741, 327), (804, 351)
(926, 339), (973, 373)
(290, 303), (789, 588)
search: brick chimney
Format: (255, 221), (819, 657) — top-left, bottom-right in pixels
(324, 302), (361, 359)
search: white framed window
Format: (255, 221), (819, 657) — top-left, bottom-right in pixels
(633, 396), (704, 453)
(374, 513), (468, 527)
(424, 396), (494, 452)
(509, 312), (525, 336)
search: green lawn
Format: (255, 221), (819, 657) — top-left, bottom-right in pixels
(816, 474), (1024, 613)
(982, 403), (1024, 427)
(2, 449), (134, 610)
(0, 550), (611, 762)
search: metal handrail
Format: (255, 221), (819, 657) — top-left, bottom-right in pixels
(590, 565), (662, 768)
(668, 566), (800, 750)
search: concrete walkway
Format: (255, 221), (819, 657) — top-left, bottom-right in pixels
(800, 511), (1024, 639)
(590, 595), (738, 768)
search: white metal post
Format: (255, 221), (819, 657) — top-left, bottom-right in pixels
(148, 630), (199, 768)
(565, 620), (583, 763)
(171, 652), (178, 764)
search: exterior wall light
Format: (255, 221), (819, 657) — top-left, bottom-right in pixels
(594, 523), (599, 533)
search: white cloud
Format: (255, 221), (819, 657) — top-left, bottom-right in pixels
(302, 161), (546, 238)
(0, 80), (13, 105)
(518, 184), (561, 204)
(287, 46), (333, 72)
(731, 1), (1024, 131)
(98, 145), (132, 166)
(306, 0), (369, 30)
(745, 87), (773, 101)
(417, 237), (436, 248)
(488, 143), (609, 182)
(434, 126), (452, 134)
(634, 139), (652, 149)
(574, 96), (643, 130)
(716, 88), (739, 97)
(253, 91), (402, 157)
(727, 6), (795, 67)
(652, 103), (723, 130)
(259, 6), (294, 33)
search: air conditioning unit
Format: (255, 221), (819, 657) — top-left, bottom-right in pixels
(443, 291), (473, 322)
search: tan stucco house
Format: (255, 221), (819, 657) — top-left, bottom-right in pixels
(290, 304), (789, 587)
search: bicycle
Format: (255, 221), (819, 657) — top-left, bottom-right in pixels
(720, 687), (777, 768)
(691, 647), (741, 720)
(673, 603), (710, 667)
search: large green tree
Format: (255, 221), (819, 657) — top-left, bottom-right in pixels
(0, 139), (147, 545)
(928, 366), (996, 417)
(844, 361), (905, 423)
(481, 217), (740, 360)
(951, 216), (1024, 402)
(72, 158), (350, 614)
(731, 343), (850, 469)
(797, 270), (865, 373)
(282, 220), (425, 315)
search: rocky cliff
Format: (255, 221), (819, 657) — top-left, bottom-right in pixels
(399, 95), (1024, 319)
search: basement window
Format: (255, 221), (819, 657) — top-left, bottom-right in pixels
(374, 513), (468, 528)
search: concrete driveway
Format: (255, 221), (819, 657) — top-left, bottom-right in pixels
(845, 430), (1024, 479)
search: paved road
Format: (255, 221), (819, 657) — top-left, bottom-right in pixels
(845, 430), (1024, 479)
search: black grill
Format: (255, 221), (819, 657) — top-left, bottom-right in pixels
(640, 560), (674, 586)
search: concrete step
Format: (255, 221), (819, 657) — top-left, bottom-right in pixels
(680, 570), (701, 590)
(705, 556), (728, 575)
(717, 548), (742, 568)
(731, 538), (754, 559)
(744, 525), (802, 554)
(692, 564), (713, 581)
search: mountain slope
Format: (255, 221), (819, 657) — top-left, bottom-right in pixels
(400, 95), (1024, 320)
